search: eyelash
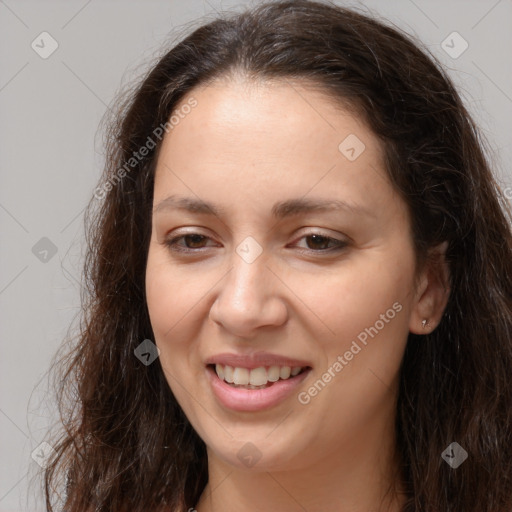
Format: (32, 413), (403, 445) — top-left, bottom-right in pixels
(163, 232), (348, 255)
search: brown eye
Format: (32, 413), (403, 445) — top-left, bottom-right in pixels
(305, 234), (332, 250)
(181, 234), (208, 248)
(294, 233), (348, 253)
(164, 233), (215, 253)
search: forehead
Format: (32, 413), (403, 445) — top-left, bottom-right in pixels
(153, 78), (394, 216)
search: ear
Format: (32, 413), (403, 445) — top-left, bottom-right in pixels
(409, 241), (451, 334)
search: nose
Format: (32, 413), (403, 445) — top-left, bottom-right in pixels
(208, 249), (288, 338)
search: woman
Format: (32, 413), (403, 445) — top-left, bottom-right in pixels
(44, 1), (512, 511)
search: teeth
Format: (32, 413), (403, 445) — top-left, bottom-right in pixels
(214, 364), (306, 386)
(215, 364), (225, 380)
(268, 366), (280, 382)
(249, 367), (268, 386)
(280, 366), (291, 379)
(233, 367), (250, 385)
(223, 365), (234, 383)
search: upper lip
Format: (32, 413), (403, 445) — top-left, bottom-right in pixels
(205, 352), (312, 370)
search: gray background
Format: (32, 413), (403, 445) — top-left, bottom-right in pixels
(1, 0), (511, 510)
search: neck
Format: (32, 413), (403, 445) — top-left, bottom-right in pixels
(195, 413), (406, 512)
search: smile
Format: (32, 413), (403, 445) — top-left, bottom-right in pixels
(214, 364), (306, 389)
(206, 364), (312, 411)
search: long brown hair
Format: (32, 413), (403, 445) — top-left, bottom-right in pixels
(44, 1), (512, 510)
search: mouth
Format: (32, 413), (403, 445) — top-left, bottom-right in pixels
(208, 363), (310, 389)
(206, 363), (312, 411)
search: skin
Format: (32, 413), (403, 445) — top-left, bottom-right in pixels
(145, 77), (450, 512)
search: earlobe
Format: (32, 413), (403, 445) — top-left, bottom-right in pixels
(409, 241), (451, 335)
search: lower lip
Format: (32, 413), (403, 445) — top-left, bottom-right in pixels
(206, 365), (311, 412)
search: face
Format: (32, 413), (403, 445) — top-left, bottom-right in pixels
(145, 78), (421, 473)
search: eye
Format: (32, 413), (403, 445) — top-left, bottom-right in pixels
(163, 231), (348, 255)
(163, 233), (217, 253)
(292, 233), (348, 253)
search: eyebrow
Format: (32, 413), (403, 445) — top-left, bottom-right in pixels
(153, 194), (373, 218)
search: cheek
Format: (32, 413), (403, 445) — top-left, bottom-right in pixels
(145, 261), (180, 338)
(145, 250), (208, 413)
(298, 252), (414, 426)
(299, 250), (414, 349)
(145, 249), (201, 370)
(145, 247), (204, 336)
